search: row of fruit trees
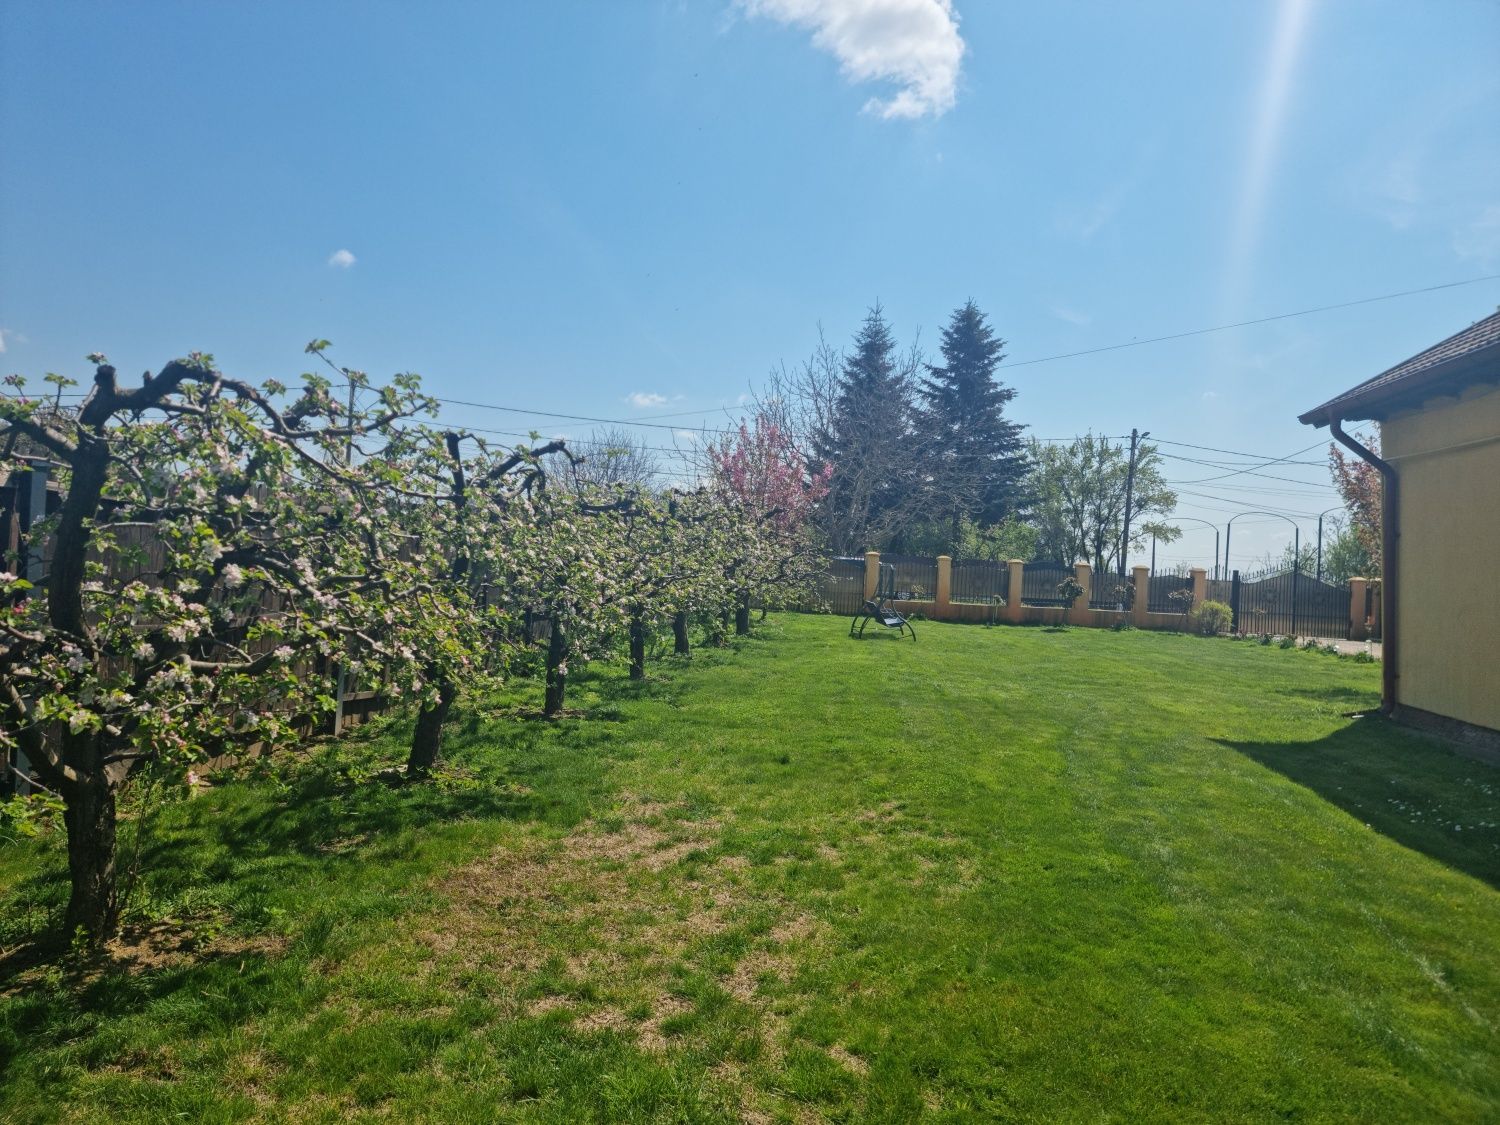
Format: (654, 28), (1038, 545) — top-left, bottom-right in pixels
(0, 346), (829, 943)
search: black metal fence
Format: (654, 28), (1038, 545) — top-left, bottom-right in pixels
(881, 554), (938, 601)
(1088, 569), (1134, 610)
(813, 557), (866, 615)
(950, 559), (1010, 604)
(1147, 574), (1194, 613)
(1021, 562), (1073, 607)
(1231, 568), (1350, 638)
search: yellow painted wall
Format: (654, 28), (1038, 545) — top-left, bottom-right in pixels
(1383, 380), (1500, 732)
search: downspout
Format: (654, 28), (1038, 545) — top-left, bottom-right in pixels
(1329, 418), (1397, 715)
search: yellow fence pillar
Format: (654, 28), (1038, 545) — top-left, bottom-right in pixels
(1132, 566), (1150, 627)
(1190, 568), (1207, 608)
(1071, 562), (1092, 626)
(1006, 559), (1025, 623)
(863, 551), (881, 601)
(1349, 577), (1368, 641)
(936, 555), (952, 619)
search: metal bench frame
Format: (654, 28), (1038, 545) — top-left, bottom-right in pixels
(850, 562), (916, 641)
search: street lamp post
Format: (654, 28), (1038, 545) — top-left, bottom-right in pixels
(1224, 511), (1303, 636)
(1171, 517), (1223, 581)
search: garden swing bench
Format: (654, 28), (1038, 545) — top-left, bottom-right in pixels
(851, 562), (916, 641)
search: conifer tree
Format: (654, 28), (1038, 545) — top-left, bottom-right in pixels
(917, 300), (1028, 550)
(811, 305), (919, 555)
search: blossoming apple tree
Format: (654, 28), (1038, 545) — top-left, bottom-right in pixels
(0, 354), (431, 941)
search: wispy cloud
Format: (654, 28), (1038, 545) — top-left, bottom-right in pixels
(1053, 142), (1159, 243)
(1049, 304), (1091, 327)
(627, 391), (669, 408)
(739, 0), (965, 120)
(1454, 203), (1500, 266)
(327, 248), (357, 269)
(0, 328), (10, 354)
(674, 430), (702, 444)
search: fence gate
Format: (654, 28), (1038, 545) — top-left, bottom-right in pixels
(1230, 568), (1351, 639)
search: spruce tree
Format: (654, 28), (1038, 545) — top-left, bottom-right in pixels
(811, 304), (917, 555)
(917, 301), (1027, 550)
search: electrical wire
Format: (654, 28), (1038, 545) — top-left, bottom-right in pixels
(1000, 273), (1500, 370)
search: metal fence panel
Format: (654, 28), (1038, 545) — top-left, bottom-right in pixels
(1147, 574), (1194, 613)
(881, 554), (938, 601)
(950, 559), (1009, 604)
(1021, 562), (1073, 607)
(820, 557), (867, 615)
(1089, 570), (1133, 610)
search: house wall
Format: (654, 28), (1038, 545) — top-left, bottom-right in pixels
(1384, 379), (1500, 733)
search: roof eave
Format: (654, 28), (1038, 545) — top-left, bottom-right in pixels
(1298, 341), (1500, 429)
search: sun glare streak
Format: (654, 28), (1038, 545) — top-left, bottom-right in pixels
(1222, 0), (1315, 317)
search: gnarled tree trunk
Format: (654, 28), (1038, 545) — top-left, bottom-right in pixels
(406, 676), (459, 779)
(672, 611), (690, 656)
(735, 591), (751, 635)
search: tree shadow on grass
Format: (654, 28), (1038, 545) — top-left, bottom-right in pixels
(1221, 718), (1500, 889)
(0, 698), (626, 995)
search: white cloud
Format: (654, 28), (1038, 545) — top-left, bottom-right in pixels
(628, 392), (669, 408)
(674, 430), (702, 444)
(327, 249), (357, 269)
(740, 0), (965, 120)
(1049, 305), (1091, 327)
(0, 329), (8, 354)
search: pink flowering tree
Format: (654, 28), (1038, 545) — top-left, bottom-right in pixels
(707, 409), (832, 632)
(0, 352), (432, 942)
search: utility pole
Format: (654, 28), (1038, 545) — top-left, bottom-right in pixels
(1118, 428), (1148, 578)
(345, 373), (357, 467)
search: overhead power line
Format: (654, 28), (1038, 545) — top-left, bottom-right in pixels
(1168, 439), (1330, 485)
(1001, 273), (1500, 370)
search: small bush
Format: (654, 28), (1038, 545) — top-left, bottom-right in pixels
(1111, 620), (1136, 632)
(1352, 650), (1376, 664)
(1188, 600), (1232, 636)
(1259, 633), (1273, 646)
(1279, 635), (1297, 649)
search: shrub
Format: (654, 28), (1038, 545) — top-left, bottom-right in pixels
(1352, 650), (1376, 664)
(1279, 635), (1297, 649)
(1188, 600), (1232, 636)
(1111, 620), (1136, 632)
(1259, 633), (1273, 646)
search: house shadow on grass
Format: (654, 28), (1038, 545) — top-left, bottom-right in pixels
(1220, 718), (1500, 890)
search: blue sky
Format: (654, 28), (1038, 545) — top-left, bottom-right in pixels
(2, 0), (1497, 569)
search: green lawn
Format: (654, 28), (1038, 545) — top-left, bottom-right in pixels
(2, 617), (1498, 1122)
